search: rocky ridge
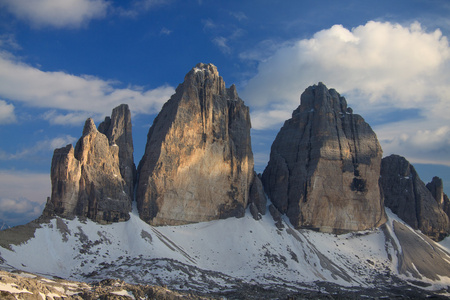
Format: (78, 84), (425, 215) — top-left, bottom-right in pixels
(137, 63), (265, 226)
(262, 83), (386, 233)
(380, 154), (450, 241)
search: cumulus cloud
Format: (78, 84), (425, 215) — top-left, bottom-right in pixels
(241, 21), (450, 166)
(0, 100), (16, 124)
(0, 51), (175, 125)
(0, 0), (109, 29)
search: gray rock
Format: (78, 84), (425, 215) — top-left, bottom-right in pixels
(44, 106), (134, 224)
(426, 176), (450, 219)
(262, 83), (386, 233)
(248, 172), (267, 220)
(380, 155), (449, 241)
(136, 63), (255, 226)
(98, 104), (136, 199)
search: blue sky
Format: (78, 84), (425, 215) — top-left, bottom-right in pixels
(0, 0), (449, 226)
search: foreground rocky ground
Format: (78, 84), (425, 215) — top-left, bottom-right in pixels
(1, 268), (450, 299)
(0, 269), (207, 300)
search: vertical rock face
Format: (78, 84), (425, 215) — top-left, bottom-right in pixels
(45, 106), (134, 223)
(137, 63), (259, 226)
(98, 104), (136, 199)
(380, 155), (449, 241)
(426, 176), (450, 216)
(262, 83), (386, 233)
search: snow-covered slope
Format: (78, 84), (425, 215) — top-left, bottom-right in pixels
(1, 204), (450, 297)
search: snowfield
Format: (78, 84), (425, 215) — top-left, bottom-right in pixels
(1, 203), (450, 297)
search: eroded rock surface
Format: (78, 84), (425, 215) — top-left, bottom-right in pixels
(427, 176), (450, 219)
(262, 83), (386, 233)
(43, 106), (133, 223)
(98, 104), (136, 199)
(380, 155), (449, 241)
(137, 63), (257, 225)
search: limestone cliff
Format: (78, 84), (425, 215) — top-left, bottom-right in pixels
(262, 83), (386, 233)
(136, 63), (263, 225)
(98, 104), (136, 199)
(380, 155), (449, 241)
(43, 105), (133, 223)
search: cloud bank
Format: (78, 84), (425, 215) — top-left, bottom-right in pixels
(0, 170), (50, 226)
(242, 21), (450, 166)
(0, 0), (109, 28)
(0, 51), (175, 125)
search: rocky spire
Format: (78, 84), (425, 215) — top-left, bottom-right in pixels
(262, 83), (386, 233)
(98, 104), (136, 199)
(427, 177), (450, 220)
(43, 105), (134, 224)
(136, 63), (265, 226)
(380, 155), (449, 241)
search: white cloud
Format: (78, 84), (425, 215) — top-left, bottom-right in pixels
(0, 0), (109, 29)
(0, 170), (50, 206)
(0, 197), (44, 226)
(213, 36), (231, 54)
(241, 21), (450, 166)
(375, 121), (450, 166)
(0, 100), (16, 124)
(0, 135), (77, 160)
(0, 51), (175, 125)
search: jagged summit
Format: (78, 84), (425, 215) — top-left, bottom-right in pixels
(42, 104), (134, 224)
(137, 63), (265, 226)
(262, 82), (386, 233)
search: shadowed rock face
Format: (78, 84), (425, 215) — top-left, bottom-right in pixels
(44, 105), (134, 224)
(98, 104), (136, 199)
(137, 63), (261, 226)
(262, 83), (386, 233)
(427, 176), (450, 220)
(380, 155), (449, 241)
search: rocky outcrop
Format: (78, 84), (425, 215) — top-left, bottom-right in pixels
(380, 155), (449, 241)
(262, 83), (386, 233)
(248, 173), (267, 220)
(0, 270), (203, 300)
(43, 105), (134, 224)
(427, 176), (450, 218)
(137, 63), (260, 225)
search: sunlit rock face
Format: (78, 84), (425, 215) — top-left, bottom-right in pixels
(262, 83), (386, 233)
(381, 154), (449, 241)
(44, 105), (134, 224)
(137, 63), (261, 226)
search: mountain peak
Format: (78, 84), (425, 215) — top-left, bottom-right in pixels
(137, 63), (264, 226)
(263, 83), (386, 233)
